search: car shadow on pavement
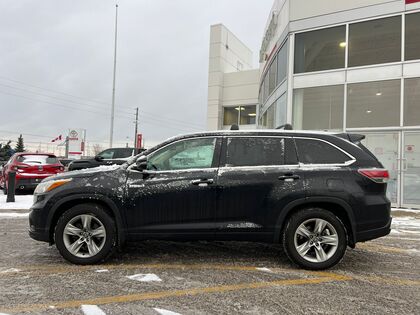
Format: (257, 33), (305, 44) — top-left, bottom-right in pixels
(109, 240), (292, 267)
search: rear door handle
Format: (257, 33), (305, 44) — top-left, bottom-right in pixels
(278, 174), (300, 181)
(191, 178), (214, 186)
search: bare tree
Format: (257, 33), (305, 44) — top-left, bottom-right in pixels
(92, 144), (103, 155)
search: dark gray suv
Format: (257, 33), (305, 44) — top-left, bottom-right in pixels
(29, 130), (391, 270)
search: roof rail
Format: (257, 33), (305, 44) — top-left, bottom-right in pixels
(276, 124), (293, 130)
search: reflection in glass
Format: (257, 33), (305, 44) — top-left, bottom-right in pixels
(347, 80), (400, 128)
(405, 12), (420, 61)
(294, 26), (345, 73)
(293, 85), (344, 130)
(404, 78), (420, 127)
(348, 16), (401, 67)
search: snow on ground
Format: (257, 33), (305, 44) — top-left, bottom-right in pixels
(126, 273), (162, 282)
(0, 190), (33, 210)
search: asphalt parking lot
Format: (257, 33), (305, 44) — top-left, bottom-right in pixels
(0, 212), (419, 315)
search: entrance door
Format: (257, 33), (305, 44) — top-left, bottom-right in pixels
(402, 132), (420, 208)
(362, 132), (400, 205)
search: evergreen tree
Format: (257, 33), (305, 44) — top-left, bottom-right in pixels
(0, 140), (13, 159)
(15, 134), (25, 152)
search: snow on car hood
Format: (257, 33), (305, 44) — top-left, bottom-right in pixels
(44, 164), (122, 181)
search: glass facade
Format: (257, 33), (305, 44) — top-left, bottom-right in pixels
(294, 26), (346, 73)
(348, 16), (401, 67)
(277, 41), (288, 84)
(293, 85), (344, 130)
(223, 105), (256, 126)
(406, 12), (420, 61)
(256, 10), (420, 208)
(404, 78), (420, 126)
(259, 40), (288, 105)
(347, 80), (400, 128)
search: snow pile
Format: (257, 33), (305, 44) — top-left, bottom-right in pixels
(0, 191), (33, 210)
(391, 216), (420, 235)
(126, 273), (162, 282)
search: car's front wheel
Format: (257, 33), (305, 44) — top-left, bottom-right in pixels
(55, 204), (116, 264)
(282, 208), (347, 270)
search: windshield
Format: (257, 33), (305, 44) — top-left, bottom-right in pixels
(16, 155), (58, 165)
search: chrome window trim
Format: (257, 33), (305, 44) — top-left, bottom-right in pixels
(294, 136), (356, 167)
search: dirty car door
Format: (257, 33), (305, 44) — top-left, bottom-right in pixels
(125, 137), (221, 238)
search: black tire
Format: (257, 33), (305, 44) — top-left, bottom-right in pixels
(55, 203), (116, 264)
(282, 208), (347, 270)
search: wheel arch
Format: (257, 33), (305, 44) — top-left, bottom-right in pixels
(273, 197), (356, 247)
(47, 194), (126, 247)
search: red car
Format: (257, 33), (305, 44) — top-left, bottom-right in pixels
(0, 153), (64, 193)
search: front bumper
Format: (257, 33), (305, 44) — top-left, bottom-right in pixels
(355, 217), (392, 243)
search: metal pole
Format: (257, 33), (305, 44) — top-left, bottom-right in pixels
(6, 171), (16, 203)
(134, 107), (139, 148)
(109, 4), (118, 148)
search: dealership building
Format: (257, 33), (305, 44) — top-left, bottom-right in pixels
(207, 0), (420, 208)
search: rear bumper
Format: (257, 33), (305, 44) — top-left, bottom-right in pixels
(15, 178), (44, 189)
(355, 217), (392, 243)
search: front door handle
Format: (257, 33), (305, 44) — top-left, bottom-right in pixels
(191, 178), (214, 186)
(278, 174), (300, 181)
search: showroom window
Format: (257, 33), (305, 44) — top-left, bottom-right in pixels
(348, 16), (401, 67)
(223, 105), (257, 126)
(277, 40), (288, 84)
(294, 26), (346, 73)
(275, 93), (287, 127)
(405, 12), (420, 61)
(347, 79), (400, 128)
(292, 85), (344, 130)
(268, 56), (277, 96)
(404, 77), (420, 126)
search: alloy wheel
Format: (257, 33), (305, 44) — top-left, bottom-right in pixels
(293, 218), (339, 263)
(62, 214), (107, 258)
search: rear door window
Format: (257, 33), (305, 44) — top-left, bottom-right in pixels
(225, 137), (297, 167)
(294, 138), (352, 164)
(114, 148), (134, 159)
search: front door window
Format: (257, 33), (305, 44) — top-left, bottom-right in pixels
(148, 138), (217, 171)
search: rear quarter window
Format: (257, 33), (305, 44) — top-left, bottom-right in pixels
(294, 138), (352, 164)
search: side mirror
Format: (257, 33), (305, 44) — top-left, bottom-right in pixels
(94, 155), (104, 162)
(135, 155), (148, 171)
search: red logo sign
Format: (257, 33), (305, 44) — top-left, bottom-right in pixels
(136, 134), (143, 149)
(406, 0), (420, 4)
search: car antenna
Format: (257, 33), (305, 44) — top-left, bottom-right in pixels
(276, 124), (293, 130)
(230, 124), (239, 130)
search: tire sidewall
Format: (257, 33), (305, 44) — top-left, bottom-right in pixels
(55, 204), (116, 264)
(283, 208), (347, 270)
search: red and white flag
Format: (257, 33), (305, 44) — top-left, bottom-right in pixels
(51, 135), (62, 142)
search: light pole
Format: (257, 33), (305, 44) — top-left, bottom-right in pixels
(109, 4), (118, 148)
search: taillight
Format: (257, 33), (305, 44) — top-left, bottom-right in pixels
(358, 169), (389, 183)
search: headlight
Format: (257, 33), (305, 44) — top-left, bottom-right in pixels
(34, 178), (72, 194)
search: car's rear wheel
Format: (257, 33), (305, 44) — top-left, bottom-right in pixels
(55, 204), (116, 264)
(282, 208), (347, 270)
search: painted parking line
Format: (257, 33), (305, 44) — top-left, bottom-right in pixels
(0, 263), (297, 278)
(0, 271), (351, 314)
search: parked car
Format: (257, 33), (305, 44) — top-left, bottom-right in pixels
(67, 147), (143, 171)
(0, 153), (64, 193)
(29, 130), (391, 269)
